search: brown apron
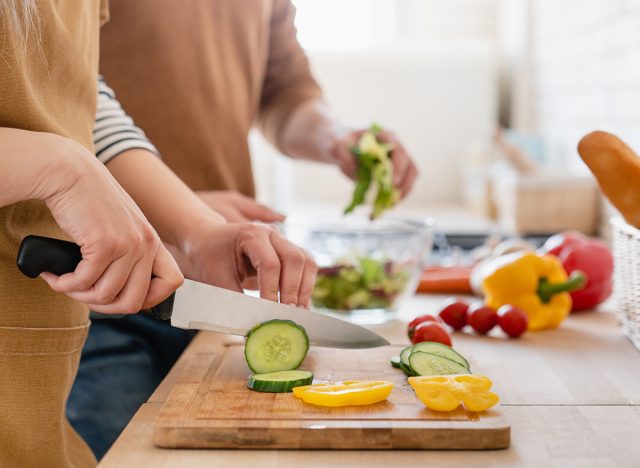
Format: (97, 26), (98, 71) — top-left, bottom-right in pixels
(0, 203), (95, 468)
(0, 1), (110, 467)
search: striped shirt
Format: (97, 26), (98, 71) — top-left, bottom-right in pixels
(94, 77), (158, 164)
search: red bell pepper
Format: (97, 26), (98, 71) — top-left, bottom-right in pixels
(540, 232), (613, 311)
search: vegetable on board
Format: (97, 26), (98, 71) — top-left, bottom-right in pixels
(247, 370), (314, 393)
(409, 374), (499, 412)
(292, 380), (394, 407)
(244, 320), (309, 374)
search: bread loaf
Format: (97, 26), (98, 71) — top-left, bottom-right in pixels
(577, 131), (640, 228)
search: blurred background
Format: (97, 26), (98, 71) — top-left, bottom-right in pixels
(251, 0), (640, 236)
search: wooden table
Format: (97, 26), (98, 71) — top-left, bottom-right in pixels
(99, 294), (640, 467)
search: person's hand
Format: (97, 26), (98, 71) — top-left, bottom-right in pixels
(38, 135), (183, 313)
(176, 221), (316, 307)
(329, 128), (419, 197)
(198, 190), (285, 223)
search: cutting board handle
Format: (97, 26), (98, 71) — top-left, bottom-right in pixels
(17, 235), (174, 320)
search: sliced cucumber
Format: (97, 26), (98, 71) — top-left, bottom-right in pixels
(244, 319), (309, 374)
(390, 355), (402, 369)
(410, 342), (470, 371)
(247, 370), (314, 393)
(398, 360), (416, 377)
(400, 345), (413, 367)
(409, 351), (471, 376)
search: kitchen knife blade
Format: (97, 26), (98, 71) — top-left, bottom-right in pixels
(171, 279), (390, 349)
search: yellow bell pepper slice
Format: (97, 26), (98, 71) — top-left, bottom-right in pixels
(413, 387), (460, 412)
(292, 380), (394, 407)
(463, 391), (500, 412)
(408, 375), (499, 412)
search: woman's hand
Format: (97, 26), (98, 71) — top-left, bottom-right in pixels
(197, 190), (285, 223)
(176, 221), (316, 308)
(26, 133), (184, 313)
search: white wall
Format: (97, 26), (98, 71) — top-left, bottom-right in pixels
(530, 0), (640, 171)
(251, 0), (500, 214)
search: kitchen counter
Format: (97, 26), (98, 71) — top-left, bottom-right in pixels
(99, 294), (640, 467)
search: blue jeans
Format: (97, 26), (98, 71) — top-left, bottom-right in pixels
(66, 313), (195, 459)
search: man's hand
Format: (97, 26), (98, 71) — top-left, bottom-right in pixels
(329, 128), (419, 198)
(198, 190), (285, 223)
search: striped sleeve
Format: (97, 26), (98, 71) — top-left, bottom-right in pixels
(94, 76), (159, 164)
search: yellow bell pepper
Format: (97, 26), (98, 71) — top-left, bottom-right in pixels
(292, 380), (393, 407)
(481, 252), (586, 331)
(408, 375), (499, 412)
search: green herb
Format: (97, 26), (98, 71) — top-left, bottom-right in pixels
(343, 123), (401, 219)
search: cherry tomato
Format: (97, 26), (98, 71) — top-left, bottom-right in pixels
(407, 314), (442, 341)
(467, 304), (498, 335)
(411, 321), (452, 346)
(497, 305), (528, 338)
(438, 298), (469, 330)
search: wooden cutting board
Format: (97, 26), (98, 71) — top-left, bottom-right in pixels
(153, 343), (510, 450)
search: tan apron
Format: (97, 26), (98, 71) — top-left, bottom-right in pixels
(0, 1), (110, 467)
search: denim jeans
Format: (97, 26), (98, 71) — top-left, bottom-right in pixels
(66, 313), (195, 459)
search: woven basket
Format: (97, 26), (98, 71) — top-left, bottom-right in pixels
(611, 217), (640, 351)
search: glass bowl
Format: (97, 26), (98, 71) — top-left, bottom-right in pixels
(279, 217), (434, 324)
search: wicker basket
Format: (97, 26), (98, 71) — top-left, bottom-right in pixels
(611, 217), (640, 351)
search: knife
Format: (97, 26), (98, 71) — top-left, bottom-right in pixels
(16, 235), (389, 349)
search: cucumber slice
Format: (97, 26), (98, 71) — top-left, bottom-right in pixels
(410, 342), (470, 370)
(247, 370), (314, 393)
(244, 319), (309, 374)
(398, 360), (416, 377)
(400, 345), (413, 367)
(390, 355), (402, 369)
(409, 351), (471, 376)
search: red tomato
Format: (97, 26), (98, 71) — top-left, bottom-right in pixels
(497, 305), (528, 338)
(411, 321), (452, 346)
(438, 298), (469, 330)
(467, 304), (499, 335)
(407, 314), (442, 341)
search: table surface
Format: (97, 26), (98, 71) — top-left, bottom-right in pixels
(99, 293), (640, 468)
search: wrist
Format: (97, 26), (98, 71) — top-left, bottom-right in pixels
(27, 132), (96, 202)
(324, 125), (351, 165)
(173, 211), (226, 260)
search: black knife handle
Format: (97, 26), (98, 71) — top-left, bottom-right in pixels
(17, 235), (174, 320)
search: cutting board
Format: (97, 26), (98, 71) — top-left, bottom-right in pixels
(153, 343), (510, 450)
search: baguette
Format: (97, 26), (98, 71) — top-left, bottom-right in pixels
(577, 131), (640, 228)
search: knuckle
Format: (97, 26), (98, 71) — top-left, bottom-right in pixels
(261, 259), (280, 273)
(121, 299), (144, 315)
(140, 225), (157, 246)
(171, 271), (185, 289)
(71, 278), (93, 292)
(95, 288), (117, 305)
(286, 250), (306, 268)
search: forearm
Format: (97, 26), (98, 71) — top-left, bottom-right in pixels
(0, 128), (83, 206)
(280, 99), (346, 164)
(106, 149), (225, 250)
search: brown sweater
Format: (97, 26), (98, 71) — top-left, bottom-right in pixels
(99, 0), (322, 197)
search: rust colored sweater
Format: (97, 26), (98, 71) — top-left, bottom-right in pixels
(99, 0), (322, 197)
